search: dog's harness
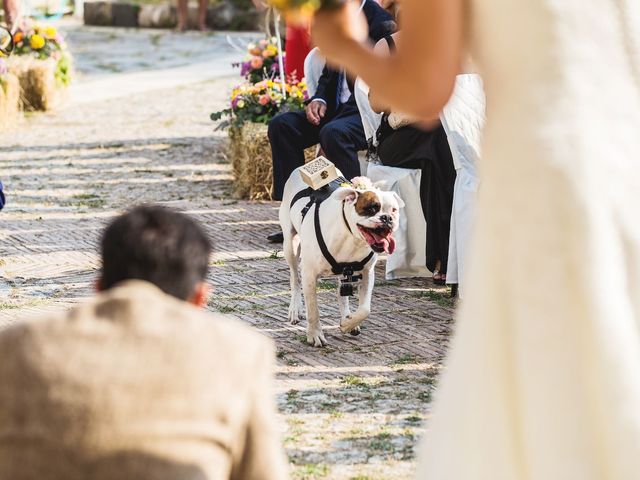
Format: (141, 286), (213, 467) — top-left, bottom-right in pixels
(290, 178), (376, 295)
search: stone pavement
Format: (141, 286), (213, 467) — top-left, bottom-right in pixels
(0, 23), (455, 480)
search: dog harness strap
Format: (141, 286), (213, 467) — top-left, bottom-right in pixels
(314, 201), (375, 275)
(290, 187), (314, 219)
(341, 201), (353, 235)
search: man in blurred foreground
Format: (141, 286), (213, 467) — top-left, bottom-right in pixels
(0, 204), (287, 480)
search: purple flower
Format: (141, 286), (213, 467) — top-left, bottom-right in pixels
(240, 61), (251, 77)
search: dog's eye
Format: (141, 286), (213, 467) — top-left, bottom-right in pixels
(365, 203), (381, 216)
(392, 208), (398, 213)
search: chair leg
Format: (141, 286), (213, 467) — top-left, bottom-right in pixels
(450, 283), (459, 299)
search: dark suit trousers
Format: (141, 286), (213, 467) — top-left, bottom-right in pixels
(268, 103), (367, 201)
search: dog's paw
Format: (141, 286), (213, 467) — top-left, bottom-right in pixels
(288, 304), (303, 325)
(339, 309), (369, 334)
(349, 326), (361, 336)
(307, 328), (327, 348)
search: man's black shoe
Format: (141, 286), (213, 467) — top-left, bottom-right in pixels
(267, 231), (284, 243)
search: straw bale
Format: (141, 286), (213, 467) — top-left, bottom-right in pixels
(0, 73), (21, 131)
(8, 56), (60, 111)
(227, 121), (319, 201)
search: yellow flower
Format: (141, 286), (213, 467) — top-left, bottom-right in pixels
(29, 34), (45, 50)
(43, 26), (57, 39)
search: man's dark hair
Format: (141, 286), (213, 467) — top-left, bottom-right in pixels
(100, 205), (211, 300)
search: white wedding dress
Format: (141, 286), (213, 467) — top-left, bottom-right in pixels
(416, 1), (640, 479)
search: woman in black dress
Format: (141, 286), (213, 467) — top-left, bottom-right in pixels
(372, 34), (456, 283)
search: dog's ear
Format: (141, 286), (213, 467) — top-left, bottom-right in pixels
(392, 192), (405, 209)
(333, 187), (359, 203)
(373, 180), (388, 190)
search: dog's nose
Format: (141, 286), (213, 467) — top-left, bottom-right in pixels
(379, 214), (392, 225)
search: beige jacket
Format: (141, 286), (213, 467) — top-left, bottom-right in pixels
(0, 281), (288, 480)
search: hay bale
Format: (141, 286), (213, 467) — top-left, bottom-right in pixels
(0, 73), (21, 131)
(227, 122), (318, 201)
(235, 122), (272, 200)
(8, 56), (61, 111)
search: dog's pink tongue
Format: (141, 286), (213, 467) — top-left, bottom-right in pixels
(383, 236), (396, 255)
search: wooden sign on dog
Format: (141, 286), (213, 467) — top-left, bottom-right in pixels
(299, 156), (339, 190)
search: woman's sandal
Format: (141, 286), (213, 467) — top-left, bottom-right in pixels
(433, 270), (446, 285)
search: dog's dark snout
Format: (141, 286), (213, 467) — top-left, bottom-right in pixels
(379, 214), (392, 225)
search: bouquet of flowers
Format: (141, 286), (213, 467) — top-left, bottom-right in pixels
(211, 79), (308, 128)
(234, 37), (283, 84)
(11, 20), (73, 87)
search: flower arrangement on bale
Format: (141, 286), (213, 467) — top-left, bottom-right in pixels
(234, 37), (283, 84)
(11, 21), (73, 87)
(7, 19), (73, 111)
(211, 79), (308, 128)
(211, 79), (310, 200)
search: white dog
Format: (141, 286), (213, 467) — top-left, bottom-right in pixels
(279, 168), (404, 347)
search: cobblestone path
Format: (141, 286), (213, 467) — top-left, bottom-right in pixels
(0, 24), (455, 480)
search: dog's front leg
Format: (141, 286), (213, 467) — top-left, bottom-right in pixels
(302, 268), (327, 347)
(336, 278), (351, 324)
(340, 265), (374, 334)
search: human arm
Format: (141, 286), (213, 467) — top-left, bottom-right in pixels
(312, 0), (464, 119)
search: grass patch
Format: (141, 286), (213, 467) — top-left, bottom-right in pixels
(417, 391), (432, 402)
(317, 280), (335, 291)
(368, 432), (394, 452)
(293, 463), (330, 479)
(412, 289), (455, 308)
(341, 375), (368, 387)
(393, 353), (419, 365)
(405, 414), (423, 424)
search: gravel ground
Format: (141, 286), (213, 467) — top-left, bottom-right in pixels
(0, 23), (455, 480)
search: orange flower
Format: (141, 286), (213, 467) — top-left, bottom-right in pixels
(258, 94), (271, 105)
(250, 56), (263, 69)
(13, 31), (23, 44)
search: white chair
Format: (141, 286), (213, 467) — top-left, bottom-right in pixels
(303, 47), (325, 99)
(355, 74), (487, 286)
(440, 74), (486, 296)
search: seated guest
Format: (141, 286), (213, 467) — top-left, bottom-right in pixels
(0, 205), (288, 480)
(266, 0), (396, 243)
(370, 33), (456, 284)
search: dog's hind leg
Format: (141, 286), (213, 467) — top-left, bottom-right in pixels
(283, 232), (303, 325)
(302, 267), (327, 347)
(340, 264), (375, 334)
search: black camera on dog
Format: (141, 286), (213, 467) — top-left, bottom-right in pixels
(339, 270), (362, 297)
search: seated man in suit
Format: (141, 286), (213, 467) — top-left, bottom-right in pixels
(0, 205), (288, 480)
(266, 0), (396, 242)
